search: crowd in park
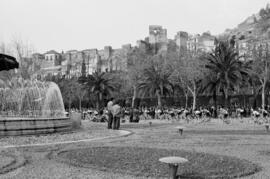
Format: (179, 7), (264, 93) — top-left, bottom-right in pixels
(75, 100), (270, 129)
(53, 37), (270, 129)
(3, 36), (270, 130)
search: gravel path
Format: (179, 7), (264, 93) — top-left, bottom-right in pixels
(0, 121), (121, 147)
(1, 119), (270, 179)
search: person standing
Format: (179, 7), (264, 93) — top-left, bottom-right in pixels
(107, 98), (114, 129)
(111, 100), (121, 130)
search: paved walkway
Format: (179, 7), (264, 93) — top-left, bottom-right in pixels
(1, 120), (270, 179)
(0, 128), (132, 179)
(0, 130), (131, 149)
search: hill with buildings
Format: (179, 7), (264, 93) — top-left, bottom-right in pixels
(32, 25), (216, 80)
(32, 4), (270, 79)
(223, 3), (270, 42)
(220, 3), (270, 61)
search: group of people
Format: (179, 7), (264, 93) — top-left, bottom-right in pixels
(79, 102), (270, 128)
(106, 98), (122, 130)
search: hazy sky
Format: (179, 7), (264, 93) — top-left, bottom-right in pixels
(1, 0), (269, 53)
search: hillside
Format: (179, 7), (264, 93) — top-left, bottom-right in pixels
(223, 4), (270, 42)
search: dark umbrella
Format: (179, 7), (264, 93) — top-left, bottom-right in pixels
(0, 53), (19, 71)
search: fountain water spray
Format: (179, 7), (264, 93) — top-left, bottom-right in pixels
(0, 80), (65, 118)
(0, 79), (71, 136)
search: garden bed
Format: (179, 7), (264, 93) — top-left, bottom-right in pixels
(55, 146), (261, 179)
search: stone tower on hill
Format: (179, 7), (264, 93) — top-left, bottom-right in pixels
(175, 31), (189, 52)
(149, 25), (167, 44)
(149, 25), (168, 53)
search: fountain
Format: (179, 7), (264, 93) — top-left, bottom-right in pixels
(0, 79), (72, 136)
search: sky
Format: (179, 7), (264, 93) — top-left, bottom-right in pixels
(1, 0), (270, 53)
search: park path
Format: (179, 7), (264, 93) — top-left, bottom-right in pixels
(1, 120), (270, 179)
(0, 128), (135, 179)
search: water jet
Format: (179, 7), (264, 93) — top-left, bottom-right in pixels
(0, 80), (71, 136)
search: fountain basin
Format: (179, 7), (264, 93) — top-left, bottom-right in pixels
(0, 117), (72, 136)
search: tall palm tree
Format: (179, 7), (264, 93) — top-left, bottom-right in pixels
(138, 64), (173, 108)
(200, 70), (221, 117)
(205, 39), (249, 108)
(79, 71), (115, 110)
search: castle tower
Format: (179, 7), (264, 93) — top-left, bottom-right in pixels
(175, 31), (188, 52)
(149, 25), (167, 44)
(149, 25), (168, 53)
(104, 46), (112, 59)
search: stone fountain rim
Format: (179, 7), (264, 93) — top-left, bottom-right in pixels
(0, 117), (70, 121)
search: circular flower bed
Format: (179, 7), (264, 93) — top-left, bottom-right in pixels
(55, 146), (261, 178)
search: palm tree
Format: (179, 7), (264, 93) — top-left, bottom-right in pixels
(200, 71), (219, 117)
(205, 39), (249, 108)
(138, 63), (173, 108)
(79, 71), (115, 110)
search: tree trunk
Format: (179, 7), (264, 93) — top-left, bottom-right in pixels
(132, 85), (137, 108)
(262, 81), (266, 110)
(224, 88), (229, 108)
(97, 92), (102, 110)
(96, 100), (99, 110)
(192, 92), (196, 112)
(253, 94), (258, 109)
(252, 85), (259, 109)
(68, 90), (72, 111)
(213, 87), (217, 118)
(68, 98), (72, 112)
(185, 92), (188, 109)
(262, 59), (269, 109)
(187, 81), (196, 112)
(157, 92), (162, 108)
(79, 97), (82, 111)
(224, 72), (229, 108)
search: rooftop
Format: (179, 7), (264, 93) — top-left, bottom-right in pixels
(44, 50), (60, 55)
